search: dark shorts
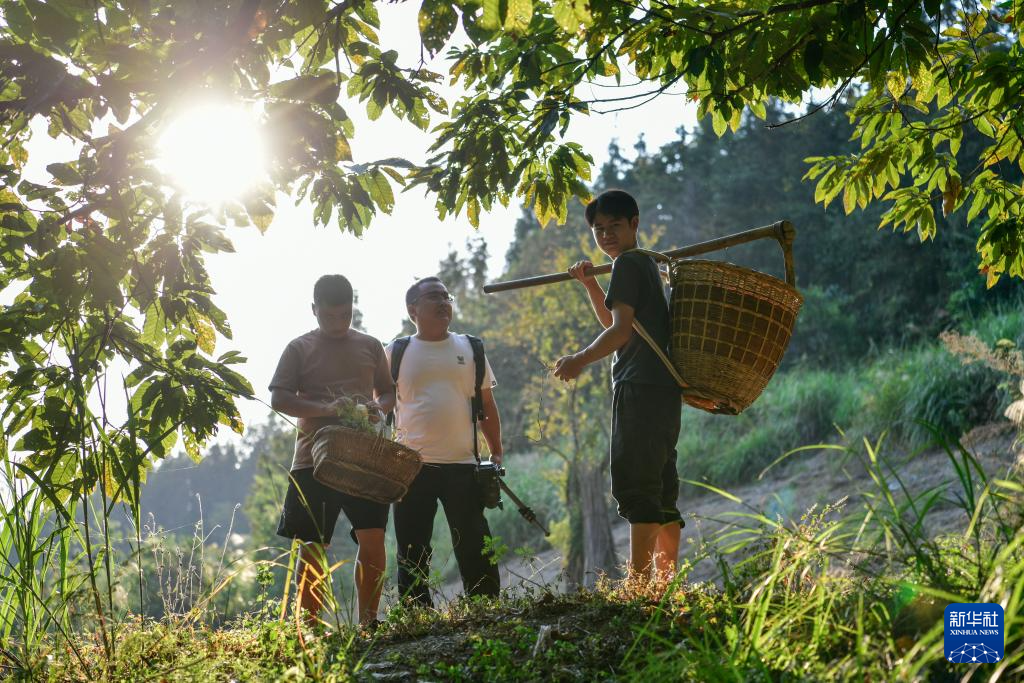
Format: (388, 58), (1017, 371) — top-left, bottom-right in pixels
(276, 467), (389, 544)
(610, 382), (683, 525)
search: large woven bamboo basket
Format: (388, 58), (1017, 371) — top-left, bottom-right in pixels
(669, 245), (803, 415)
(311, 425), (422, 504)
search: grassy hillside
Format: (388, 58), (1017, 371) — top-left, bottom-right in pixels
(28, 429), (1024, 682)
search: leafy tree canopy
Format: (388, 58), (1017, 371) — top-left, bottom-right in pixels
(424, 0), (1023, 284)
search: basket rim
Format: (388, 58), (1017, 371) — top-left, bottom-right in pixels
(671, 258), (804, 300)
(312, 424), (421, 457)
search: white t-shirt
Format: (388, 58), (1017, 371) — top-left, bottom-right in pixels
(385, 334), (497, 464)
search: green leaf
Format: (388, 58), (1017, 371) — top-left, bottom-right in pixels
(24, 0), (79, 45)
(843, 183), (856, 215)
(552, 0), (576, 32)
(335, 136), (353, 162)
(886, 71), (906, 98)
(686, 46), (707, 77)
(46, 162), (83, 186)
(711, 110), (727, 137)
(803, 40), (824, 82)
(573, 0), (592, 26)
(251, 211), (274, 233)
(270, 74), (340, 105)
(504, 0), (533, 34)
(419, 0), (459, 54)
(480, 0), (502, 30)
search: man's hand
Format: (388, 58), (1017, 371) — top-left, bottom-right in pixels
(325, 396), (354, 417)
(568, 260), (598, 288)
(363, 400), (384, 423)
(553, 352), (587, 381)
(488, 452), (503, 467)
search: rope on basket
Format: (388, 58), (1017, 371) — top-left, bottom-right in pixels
(620, 247), (691, 391)
(631, 318), (689, 390)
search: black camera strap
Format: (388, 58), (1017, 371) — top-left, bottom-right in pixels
(466, 334), (486, 465)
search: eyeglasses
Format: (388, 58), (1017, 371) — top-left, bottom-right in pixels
(591, 225), (620, 237)
(415, 292), (455, 304)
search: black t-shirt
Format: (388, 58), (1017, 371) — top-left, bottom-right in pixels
(604, 250), (677, 387)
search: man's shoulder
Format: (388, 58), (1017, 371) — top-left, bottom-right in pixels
(454, 332), (486, 349)
(615, 249), (655, 269)
(384, 335), (412, 354)
(346, 328), (384, 347)
(284, 329), (320, 349)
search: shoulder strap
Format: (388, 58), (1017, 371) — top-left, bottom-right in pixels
(390, 336), (412, 384)
(386, 336), (411, 426)
(465, 334), (486, 465)
(465, 334), (485, 422)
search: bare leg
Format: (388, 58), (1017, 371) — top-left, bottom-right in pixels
(353, 528), (386, 626)
(628, 522), (660, 582)
(297, 542), (329, 624)
(653, 522), (681, 582)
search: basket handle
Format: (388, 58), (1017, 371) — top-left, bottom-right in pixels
(484, 220), (798, 294)
(631, 319), (687, 388)
(630, 224), (796, 287)
(774, 220), (797, 287)
(632, 319), (723, 408)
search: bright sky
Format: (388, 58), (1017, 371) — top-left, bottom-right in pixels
(17, 4), (698, 436)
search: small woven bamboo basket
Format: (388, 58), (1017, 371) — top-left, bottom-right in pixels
(666, 234), (803, 414)
(311, 425), (422, 504)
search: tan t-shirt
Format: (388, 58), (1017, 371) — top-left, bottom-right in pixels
(269, 328), (394, 471)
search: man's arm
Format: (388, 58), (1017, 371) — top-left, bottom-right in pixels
(568, 260), (613, 328)
(479, 386), (503, 466)
(367, 343), (397, 418)
(370, 388), (396, 416)
(552, 302), (634, 381)
(270, 388), (341, 419)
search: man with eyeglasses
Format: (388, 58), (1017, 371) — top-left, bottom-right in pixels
(385, 276), (503, 606)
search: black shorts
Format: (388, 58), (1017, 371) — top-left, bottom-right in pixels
(276, 467), (389, 544)
(610, 382), (683, 525)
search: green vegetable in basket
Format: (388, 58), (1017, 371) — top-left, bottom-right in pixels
(333, 400), (377, 435)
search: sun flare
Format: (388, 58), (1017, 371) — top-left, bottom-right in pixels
(156, 104), (267, 203)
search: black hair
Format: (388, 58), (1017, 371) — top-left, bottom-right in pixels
(584, 189), (640, 226)
(313, 274), (354, 306)
(406, 276), (445, 306)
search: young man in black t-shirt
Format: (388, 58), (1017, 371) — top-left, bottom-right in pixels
(553, 189), (682, 584)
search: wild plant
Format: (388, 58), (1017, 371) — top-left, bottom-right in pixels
(0, 454), (89, 677)
(628, 429), (1024, 680)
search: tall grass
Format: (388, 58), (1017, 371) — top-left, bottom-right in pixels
(629, 429), (1024, 680)
(0, 454), (90, 676)
(1, 452), (264, 679)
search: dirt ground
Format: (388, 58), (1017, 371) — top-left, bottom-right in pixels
(442, 421), (1023, 596)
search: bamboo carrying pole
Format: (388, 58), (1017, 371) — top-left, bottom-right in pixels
(483, 220), (796, 293)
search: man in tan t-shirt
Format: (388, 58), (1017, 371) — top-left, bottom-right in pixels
(270, 274), (395, 628)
